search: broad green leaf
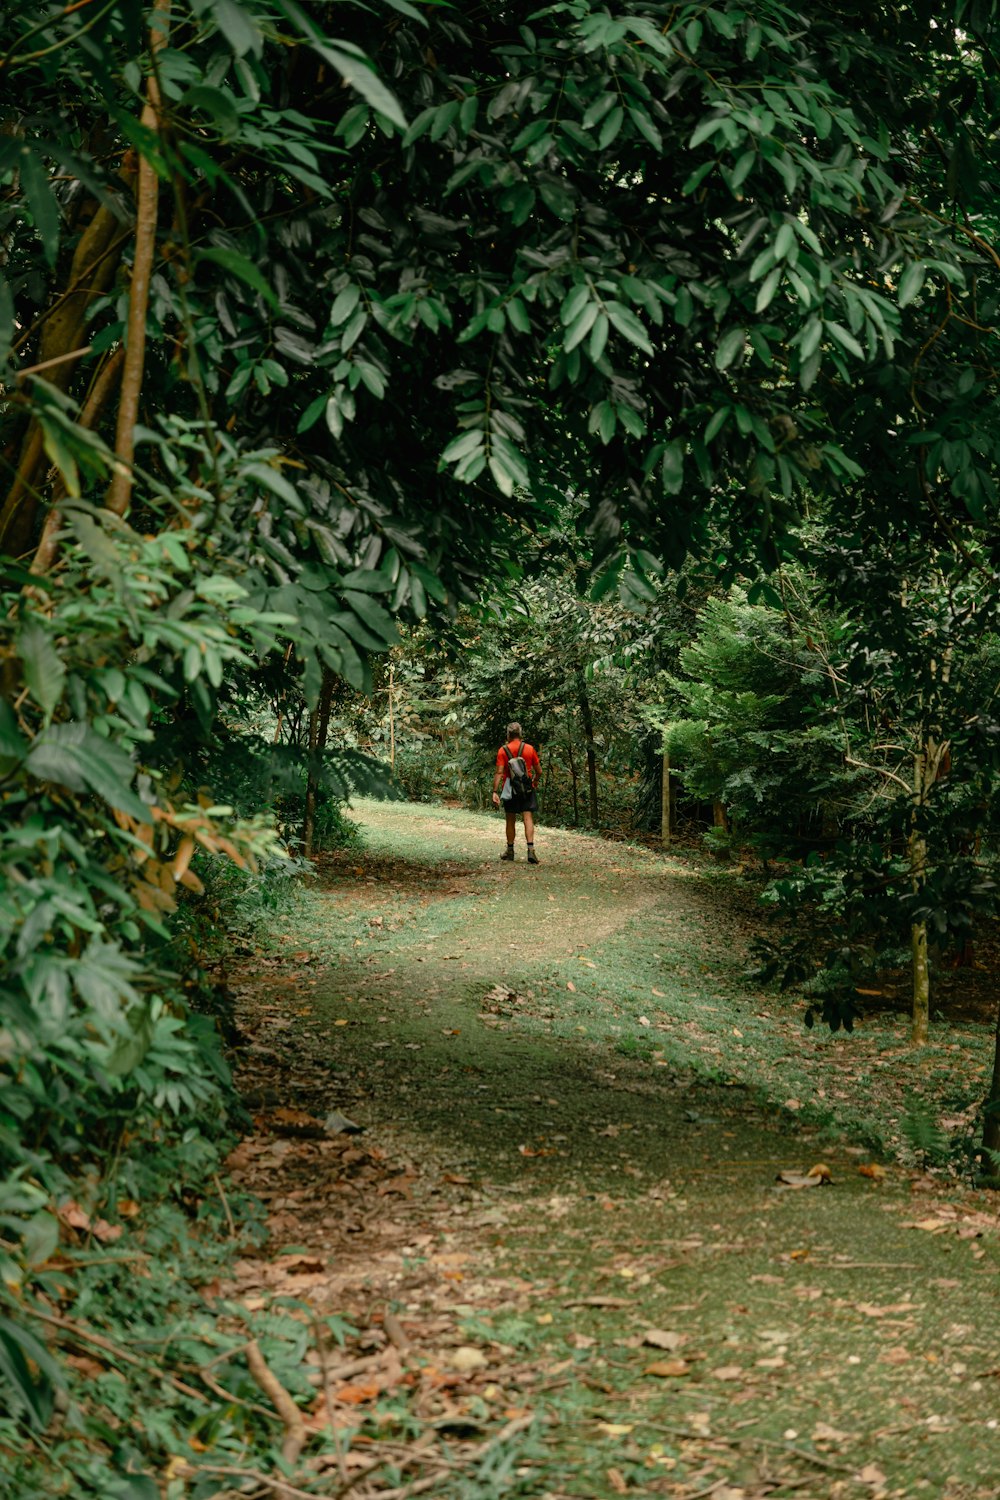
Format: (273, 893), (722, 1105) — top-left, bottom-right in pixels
(897, 262), (927, 308)
(196, 248), (280, 309)
(19, 622), (66, 719)
(276, 1), (407, 129)
(661, 440), (684, 495)
(715, 327), (746, 371)
(598, 106), (624, 149)
(605, 301), (653, 355)
(589, 311), (609, 363)
(330, 284), (361, 325)
(564, 301), (598, 352)
(20, 147), (60, 267)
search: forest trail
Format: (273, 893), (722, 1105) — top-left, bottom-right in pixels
(227, 801), (999, 1500)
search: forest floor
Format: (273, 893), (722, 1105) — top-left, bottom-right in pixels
(225, 800), (1000, 1500)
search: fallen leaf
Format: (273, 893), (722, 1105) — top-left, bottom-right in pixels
(335, 1381), (381, 1404)
(607, 1467), (628, 1494)
(91, 1219), (123, 1244)
(449, 1347), (489, 1372)
(858, 1164), (887, 1181)
(566, 981), (576, 992)
(776, 1164), (832, 1189)
(709, 1364), (744, 1381)
(857, 1463), (887, 1486)
(637, 1015), (651, 1027)
(878, 1346), (911, 1365)
(596, 1422), (634, 1437)
(644, 1359), (690, 1378)
(783, 1098), (802, 1111)
(813, 1422), (850, 1442)
(642, 1329), (686, 1352)
(651, 988), (666, 998)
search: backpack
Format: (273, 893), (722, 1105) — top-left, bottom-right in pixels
(501, 741), (531, 799)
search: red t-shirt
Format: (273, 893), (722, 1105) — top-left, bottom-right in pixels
(496, 739), (540, 784)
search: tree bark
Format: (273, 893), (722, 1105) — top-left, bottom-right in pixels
(566, 736), (579, 826)
(302, 668), (335, 858)
(30, 346), (126, 575)
(660, 750), (671, 845)
(980, 994), (1000, 1165)
(577, 672), (598, 825)
(106, 0), (171, 518)
(0, 209), (128, 556)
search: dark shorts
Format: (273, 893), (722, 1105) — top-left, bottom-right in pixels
(504, 788), (538, 815)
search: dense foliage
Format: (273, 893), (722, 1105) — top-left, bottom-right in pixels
(4, 0), (1000, 1490)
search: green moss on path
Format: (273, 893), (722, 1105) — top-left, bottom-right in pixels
(231, 801), (1000, 1500)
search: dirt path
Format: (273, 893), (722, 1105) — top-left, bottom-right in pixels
(227, 801), (1000, 1500)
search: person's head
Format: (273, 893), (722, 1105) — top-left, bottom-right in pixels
(506, 721), (522, 741)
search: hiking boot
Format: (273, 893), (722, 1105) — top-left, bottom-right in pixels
(527, 849), (540, 865)
(500, 847), (515, 861)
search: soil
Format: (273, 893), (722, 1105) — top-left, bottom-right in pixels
(225, 800), (1000, 1500)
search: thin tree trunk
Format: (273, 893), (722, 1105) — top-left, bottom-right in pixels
(980, 995), (1000, 1167)
(0, 213), (128, 555)
(577, 673), (598, 825)
(106, 0), (171, 518)
(302, 668), (335, 858)
(30, 347), (126, 575)
(566, 736), (579, 826)
(660, 750), (671, 845)
(909, 735), (946, 1046)
(388, 661), (395, 771)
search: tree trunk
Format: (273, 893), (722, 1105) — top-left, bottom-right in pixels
(577, 673), (598, 825)
(911, 910), (929, 1046)
(302, 668), (335, 858)
(106, 0), (172, 517)
(660, 750), (671, 845)
(0, 208), (128, 555)
(30, 346), (126, 575)
(980, 994), (1000, 1166)
(388, 660), (395, 771)
(909, 736), (945, 1045)
(566, 736), (579, 826)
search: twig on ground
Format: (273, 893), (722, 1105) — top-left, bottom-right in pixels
(246, 1339), (307, 1466)
(214, 1171), (237, 1238)
(383, 1310), (409, 1352)
(312, 1314), (347, 1485)
(176, 1463), (323, 1499)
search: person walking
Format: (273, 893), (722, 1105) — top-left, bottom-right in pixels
(492, 721), (541, 863)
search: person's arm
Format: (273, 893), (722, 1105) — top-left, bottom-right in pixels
(492, 751), (504, 806)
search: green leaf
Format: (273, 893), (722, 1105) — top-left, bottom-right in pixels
(19, 622), (65, 719)
(275, 1), (407, 130)
(442, 428), (484, 464)
(825, 321), (865, 360)
(897, 262), (927, 309)
(196, 248), (280, 310)
(588, 311), (609, 363)
(211, 0), (264, 56)
(605, 302), (653, 355)
(564, 302), (598, 352)
(330, 284), (361, 326)
(598, 106), (624, 149)
(715, 327), (746, 371)
(20, 148), (60, 267)
(661, 440), (684, 495)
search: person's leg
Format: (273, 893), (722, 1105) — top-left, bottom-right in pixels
(501, 809), (516, 860)
(523, 810), (539, 863)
